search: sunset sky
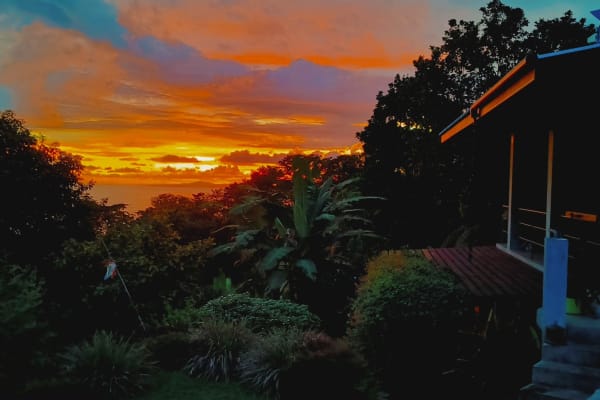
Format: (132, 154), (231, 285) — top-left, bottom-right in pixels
(1, 0), (598, 211)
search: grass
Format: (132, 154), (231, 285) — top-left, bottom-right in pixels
(135, 370), (268, 400)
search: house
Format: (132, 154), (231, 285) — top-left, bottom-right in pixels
(437, 35), (600, 399)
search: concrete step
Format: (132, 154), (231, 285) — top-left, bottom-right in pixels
(564, 314), (600, 345)
(537, 308), (600, 345)
(520, 383), (593, 400)
(588, 389), (600, 399)
(542, 343), (600, 368)
(532, 360), (600, 394)
(519, 383), (592, 400)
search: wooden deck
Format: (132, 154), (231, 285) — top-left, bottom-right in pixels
(419, 245), (543, 301)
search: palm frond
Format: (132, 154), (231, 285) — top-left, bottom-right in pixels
(335, 229), (382, 239)
(229, 195), (266, 216)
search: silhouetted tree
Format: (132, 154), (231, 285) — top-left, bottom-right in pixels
(357, 0), (596, 248)
(0, 110), (96, 265)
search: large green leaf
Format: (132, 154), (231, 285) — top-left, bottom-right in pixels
(229, 195), (265, 216)
(325, 195), (385, 212)
(274, 217), (287, 238)
(259, 246), (294, 272)
(266, 270), (288, 294)
(292, 158), (310, 239)
(295, 259), (317, 280)
(311, 177), (333, 222)
(208, 229), (260, 256)
(234, 229), (261, 247)
(315, 213), (335, 222)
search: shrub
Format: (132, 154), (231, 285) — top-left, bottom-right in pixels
(143, 332), (195, 371)
(184, 319), (254, 382)
(0, 264), (47, 395)
(162, 300), (204, 332)
(196, 293), (321, 333)
(279, 331), (369, 400)
(348, 250), (471, 397)
(238, 328), (304, 399)
(60, 330), (157, 399)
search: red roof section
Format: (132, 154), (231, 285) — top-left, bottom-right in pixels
(420, 246), (542, 300)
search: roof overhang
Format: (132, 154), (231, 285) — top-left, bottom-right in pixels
(438, 43), (600, 143)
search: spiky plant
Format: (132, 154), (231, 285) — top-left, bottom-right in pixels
(238, 328), (303, 399)
(60, 330), (157, 399)
(184, 319), (254, 382)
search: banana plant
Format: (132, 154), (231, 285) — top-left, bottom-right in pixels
(211, 156), (384, 299)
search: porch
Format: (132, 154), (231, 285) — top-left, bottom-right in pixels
(437, 39), (600, 399)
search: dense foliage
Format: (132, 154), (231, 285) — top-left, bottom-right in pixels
(348, 250), (471, 398)
(0, 264), (47, 395)
(211, 156), (382, 335)
(0, 110), (96, 265)
(52, 218), (217, 339)
(59, 330), (157, 399)
(356, 0), (596, 248)
(1, 1), (593, 397)
(184, 319), (254, 382)
(195, 293), (321, 334)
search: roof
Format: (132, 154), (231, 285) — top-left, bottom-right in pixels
(419, 246), (542, 300)
(438, 43), (600, 143)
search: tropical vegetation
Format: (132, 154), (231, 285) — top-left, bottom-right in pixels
(0, 2), (595, 399)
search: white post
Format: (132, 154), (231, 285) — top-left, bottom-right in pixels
(507, 134), (515, 250)
(546, 130), (554, 238)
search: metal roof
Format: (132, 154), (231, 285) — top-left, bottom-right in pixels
(420, 246), (542, 300)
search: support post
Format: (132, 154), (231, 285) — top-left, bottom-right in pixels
(507, 134), (516, 250)
(545, 130), (554, 238)
(542, 237), (569, 341)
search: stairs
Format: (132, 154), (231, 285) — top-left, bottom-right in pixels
(519, 310), (600, 400)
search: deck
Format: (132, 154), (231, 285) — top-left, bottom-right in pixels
(419, 245), (543, 301)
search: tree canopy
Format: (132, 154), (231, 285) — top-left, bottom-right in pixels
(356, 0), (596, 248)
(0, 110), (96, 265)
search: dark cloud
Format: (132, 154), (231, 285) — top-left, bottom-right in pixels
(113, 167), (142, 173)
(129, 36), (249, 84)
(220, 150), (285, 165)
(150, 155), (201, 163)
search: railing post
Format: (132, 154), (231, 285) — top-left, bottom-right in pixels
(542, 237), (569, 339)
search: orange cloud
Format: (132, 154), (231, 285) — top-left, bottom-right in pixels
(1, 6), (422, 196)
(110, 0), (435, 71)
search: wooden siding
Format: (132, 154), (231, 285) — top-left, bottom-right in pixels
(420, 246), (542, 300)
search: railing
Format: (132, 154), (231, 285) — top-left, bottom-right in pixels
(501, 205), (600, 267)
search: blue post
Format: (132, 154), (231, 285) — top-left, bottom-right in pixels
(542, 237), (569, 334)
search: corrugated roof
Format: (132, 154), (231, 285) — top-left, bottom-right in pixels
(420, 246), (542, 300)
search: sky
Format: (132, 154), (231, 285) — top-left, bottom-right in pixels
(1, 0), (598, 211)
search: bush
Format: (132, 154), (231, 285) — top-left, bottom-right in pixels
(60, 330), (157, 399)
(348, 250), (471, 397)
(279, 331), (369, 400)
(162, 301), (204, 332)
(238, 328), (304, 399)
(143, 332), (195, 371)
(184, 319), (254, 382)
(196, 293), (321, 333)
(0, 264), (47, 396)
